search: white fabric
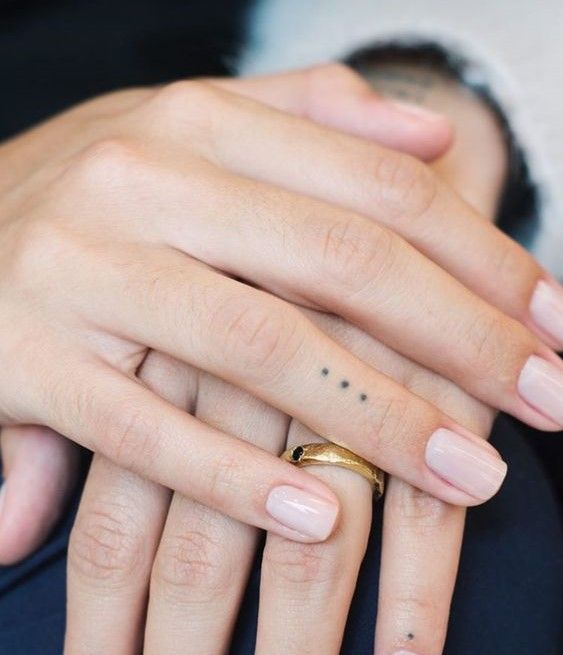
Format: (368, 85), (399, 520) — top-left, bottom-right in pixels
(238, 0), (563, 276)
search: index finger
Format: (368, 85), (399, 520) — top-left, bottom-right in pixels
(210, 63), (453, 161)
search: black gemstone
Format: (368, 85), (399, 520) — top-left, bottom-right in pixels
(340, 380), (350, 388)
(292, 446), (304, 461)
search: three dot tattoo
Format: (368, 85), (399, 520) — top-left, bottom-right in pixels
(321, 367), (368, 403)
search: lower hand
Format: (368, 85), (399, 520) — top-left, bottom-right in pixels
(63, 62), (509, 655)
(63, 305), (494, 654)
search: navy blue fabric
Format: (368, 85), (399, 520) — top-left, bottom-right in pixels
(1, 415), (562, 655)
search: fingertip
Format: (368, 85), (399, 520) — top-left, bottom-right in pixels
(265, 483), (340, 542)
(374, 98), (454, 161)
(0, 427), (79, 565)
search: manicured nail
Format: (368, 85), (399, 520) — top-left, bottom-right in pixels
(388, 98), (446, 123)
(425, 428), (507, 501)
(266, 485), (338, 541)
(529, 279), (563, 348)
(518, 355), (563, 426)
(393, 651), (419, 655)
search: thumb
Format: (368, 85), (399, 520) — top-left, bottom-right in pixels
(0, 425), (79, 565)
(211, 63), (453, 161)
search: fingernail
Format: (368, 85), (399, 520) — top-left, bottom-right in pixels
(518, 355), (563, 426)
(529, 279), (563, 348)
(393, 651), (418, 655)
(425, 428), (507, 501)
(387, 98), (446, 123)
(266, 485), (338, 541)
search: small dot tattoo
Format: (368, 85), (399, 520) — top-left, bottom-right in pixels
(360, 393), (368, 402)
(321, 367), (330, 377)
(340, 380), (350, 389)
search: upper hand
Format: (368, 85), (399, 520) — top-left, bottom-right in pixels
(1, 64), (561, 553)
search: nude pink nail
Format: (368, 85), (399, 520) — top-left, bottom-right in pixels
(529, 279), (563, 349)
(518, 355), (563, 426)
(266, 485), (338, 541)
(388, 99), (446, 123)
(425, 428), (507, 501)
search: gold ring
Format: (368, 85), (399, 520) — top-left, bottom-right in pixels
(281, 443), (384, 499)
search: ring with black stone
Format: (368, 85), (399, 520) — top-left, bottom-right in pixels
(280, 443), (385, 499)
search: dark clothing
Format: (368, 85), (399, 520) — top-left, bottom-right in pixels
(1, 417), (562, 655)
(0, 0), (250, 141)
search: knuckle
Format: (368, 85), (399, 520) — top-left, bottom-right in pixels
(488, 239), (530, 286)
(200, 450), (246, 507)
(60, 138), (143, 200)
(318, 215), (397, 294)
(460, 312), (518, 378)
(373, 153), (438, 221)
(144, 80), (223, 134)
(369, 395), (418, 452)
(262, 539), (340, 587)
(6, 219), (72, 286)
(68, 496), (147, 586)
(107, 404), (160, 474)
(152, 528), (232, 600)
(215, 296), (303, 381)
(389, 483), (450, 529)
(393, 591), (444, 627)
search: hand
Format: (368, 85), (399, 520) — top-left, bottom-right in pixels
(61, 64), (529, 655)
(1, 63), (562, 553)
(0, 64), (455, 561)
(64, 68), (556, 654)
(61, 69), (506, 654)
(63, 306), (493, 654)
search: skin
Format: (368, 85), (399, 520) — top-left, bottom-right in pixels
(368, 60), (509, 655)
(0, 64), (558, 653)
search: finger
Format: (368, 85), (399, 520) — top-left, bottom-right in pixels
(32, 348), (341, 542)
(305, 308), (481, 655)
(257, 424), (372, 655)
(375, 479), (464, 655)
(65, 351), (196, 654)
(65, 456), (168, 655)
(4, 62), (451, 199)
(0, 425), (78, 564)
(323, 314), (492, 655)
(67, 144), (561, 432)
(210, 63), (453, 161)
(62, 248), (507, 506)
(161, 170), (561, 431)
(145, 374), (288, 655)
(139, 81), (563, 350)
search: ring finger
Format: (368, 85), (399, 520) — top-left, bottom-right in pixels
(256, 423), (373, 655)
